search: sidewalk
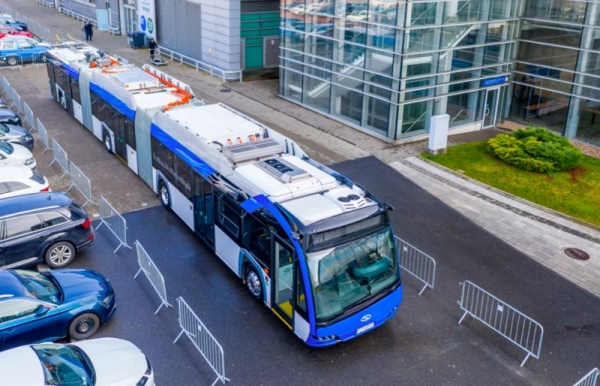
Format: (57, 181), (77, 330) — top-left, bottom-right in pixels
(7, 1), (600, 299)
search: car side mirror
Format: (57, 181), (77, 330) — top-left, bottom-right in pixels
(35, 305), (49, 316)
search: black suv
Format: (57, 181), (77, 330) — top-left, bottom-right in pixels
(0, 192), (95, 269)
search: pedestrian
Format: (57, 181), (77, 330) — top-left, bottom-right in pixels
(148, 37), (157, 62)
(84, 20), (94, 42)
(81, 18), (88, 40)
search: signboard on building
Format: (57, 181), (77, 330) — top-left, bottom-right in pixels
(137, 0), (156, 39)
(481, 76), (508, 87)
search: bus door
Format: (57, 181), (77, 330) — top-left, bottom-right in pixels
(112, 115), (127, 162)
(192, 172), (215, 249)
(271, 235), (295, 326)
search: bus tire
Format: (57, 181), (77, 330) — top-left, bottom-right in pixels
(103, 130), (113, 153)
(245, 267), (262, 300)
(158, 180), (171, 210)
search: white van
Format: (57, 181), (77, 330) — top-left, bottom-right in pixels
(0, 141), (36, 169)
(0, 165), (49, 199)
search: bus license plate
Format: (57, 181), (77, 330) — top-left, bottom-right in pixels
(357, 322), (375, 335)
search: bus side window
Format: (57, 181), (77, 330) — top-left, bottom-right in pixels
(243, 213), (269, 266)
(217, 194), (241, 240)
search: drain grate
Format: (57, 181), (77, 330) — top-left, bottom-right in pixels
(563, 248), (590, 261)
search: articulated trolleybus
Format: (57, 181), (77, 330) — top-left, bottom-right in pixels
(46, 41), (402, 346)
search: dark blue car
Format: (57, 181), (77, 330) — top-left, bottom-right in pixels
(0, 14), (27, 31)
(0, 268), (116, 351)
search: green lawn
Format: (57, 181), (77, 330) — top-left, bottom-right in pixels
(421, 140), (600, 227)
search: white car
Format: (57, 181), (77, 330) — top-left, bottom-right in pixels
(0, 338), (155, 386)
(0, 165), (50, 199)
(0, 141), (36, 169)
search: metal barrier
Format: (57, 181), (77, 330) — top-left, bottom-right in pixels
(58, 7), (95, 25)
(133, 241), (172, 314)
(49, 138), (69, 179)
(67, 161), (95, 206)
(10, 88), (21, 112)
(458, 280), (544, 367)
(574, 368), (600, 386)
(156, 46), (242, 82)
(36, 118), (50, 153)
(1, 76), (9, 97)
(95, 195), (131, 253)
(23, 102), (34, 129)
(35, 0), (56, 8)
(174, 297), (230, 386)
(396, 236), (436, 295)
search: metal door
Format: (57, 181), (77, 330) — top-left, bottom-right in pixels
(483, 87), (501, 128)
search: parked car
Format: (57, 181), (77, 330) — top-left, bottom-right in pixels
(0, 166), (49, 199)
(0, 192), (94, 269)
(0, 14), (27, 31)
(0, 36), (51, 66)
(0, 108), (22, 125)
(0, 122), (33, 149)
(0, 268), (115, 351)
(0, 338), (153, 386)
(0, 25), (33, 39)
(0, 97), (7, 109)
(0, 141), (35, 169)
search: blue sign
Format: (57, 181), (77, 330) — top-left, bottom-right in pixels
(140, 15), (146, 32)
(481, 76), (508, 87)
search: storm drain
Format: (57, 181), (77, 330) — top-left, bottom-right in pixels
(563, 248), (590, 261)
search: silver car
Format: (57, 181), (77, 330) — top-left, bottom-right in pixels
(0, 123), (33, 149)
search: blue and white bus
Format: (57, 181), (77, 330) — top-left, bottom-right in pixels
(46, 42), (402, 346)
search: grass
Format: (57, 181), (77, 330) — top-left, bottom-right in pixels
(421, 140), (600, 227)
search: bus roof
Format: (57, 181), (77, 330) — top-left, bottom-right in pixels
(152, 103), (377, 225)
(47, 41), (194, 112)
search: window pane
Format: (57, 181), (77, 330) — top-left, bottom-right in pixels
(40, 212), (68, 227)
(5, 215), (43, 238)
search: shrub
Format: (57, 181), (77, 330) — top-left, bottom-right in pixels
(487, 127), (582, 173)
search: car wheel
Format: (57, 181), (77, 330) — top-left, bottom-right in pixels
(7, 56), (18, 66)
(45, 241), (76, 268)
(69, 313), (100, 340)
(103, 130), (113, 153)
(39, 53), (47, 63)
(245, 267), (262, 300)
(159, 180), (171, 209)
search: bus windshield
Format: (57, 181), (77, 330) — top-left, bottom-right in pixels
(306, 227), (400, 324)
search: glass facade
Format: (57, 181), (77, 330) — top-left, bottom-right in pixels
(279, 0), (600, 145)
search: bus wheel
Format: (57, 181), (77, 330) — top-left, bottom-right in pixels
(245, 267), (262, 300)
(103, 131), (113, 153)
(159, 180), (171, 209)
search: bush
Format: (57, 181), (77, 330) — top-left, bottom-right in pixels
(487, 127), (582, 173)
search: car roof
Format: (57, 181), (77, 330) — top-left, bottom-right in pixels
(0, 271), (26, 297)
(0, 192), (71, 218)
(0, 165), (32, 180)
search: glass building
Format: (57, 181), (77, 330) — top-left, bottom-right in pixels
(279, 0), (600, 146)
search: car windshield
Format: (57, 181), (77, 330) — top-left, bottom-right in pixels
(12, 270), (62, 304)
(0, 141), (13, 154)
(31, 344), (95, 386)
(306, 227), (400, 324)
(0, 123), (8, 133)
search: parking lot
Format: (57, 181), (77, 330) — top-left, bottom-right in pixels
(0, 12), (599, 386)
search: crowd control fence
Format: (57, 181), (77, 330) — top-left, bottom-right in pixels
(10, 88), (21, 112)
(458, 280), (544, 367)
(36, 118), (50, 153)
(134, 241), (172, 314)
(67, 161), (95, 206)
(49, 138), (69, 179)
(174, 297), (229, 385)
(573, 368), (599, 386)
(95, 195), (131, 253)
(2, 76), (10, 97)
(395, 236), (436, 295)
(23, 101), (34, 129)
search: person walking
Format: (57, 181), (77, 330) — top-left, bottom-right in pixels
(148, 37), (157, 62)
